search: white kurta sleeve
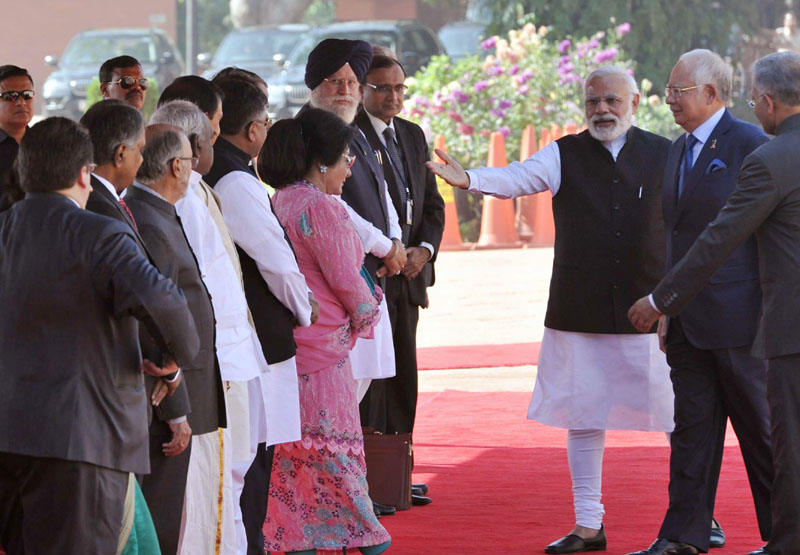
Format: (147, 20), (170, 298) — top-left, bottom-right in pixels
(334, 196), (394, 258)
(465, 141), (562, 199)
(214, 171), (313, 327)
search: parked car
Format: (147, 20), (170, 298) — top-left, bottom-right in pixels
(198, 24), (310, 83)
(42, 28), (184, 120)
(438, 21), (488, 61)
(269, 20), (445, 120)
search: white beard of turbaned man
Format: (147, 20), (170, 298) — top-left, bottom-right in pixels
(310, 87), (359, 124)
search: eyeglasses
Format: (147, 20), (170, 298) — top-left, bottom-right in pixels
(0, 90), (34, 102)
(251, 117), (272, 130)
(585, 95), (624, 108)
(343, 153), (356, 168)
(664, 84), (701, 99)
(176, 156), (199, 169)
(748, 94), (767, 108)
(365, 83), (408, 95)
(84, 163), (97, 174)
(323, 77), (360, 89)
(106, 77), (150, 90)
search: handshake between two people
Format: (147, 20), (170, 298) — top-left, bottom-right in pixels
(376, 239), (431, 280)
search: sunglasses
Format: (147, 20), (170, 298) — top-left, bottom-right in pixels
(0, 90), (34, 102)
(106, 77), (149, 90)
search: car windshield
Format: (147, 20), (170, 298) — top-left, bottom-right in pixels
(213, 29), (304, 65)
(61, 34), (158, 66)
(438, 25), (486, 58)
(289, 31), (397, 66)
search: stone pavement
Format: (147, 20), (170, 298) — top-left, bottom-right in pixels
(416, 246), (555, 393)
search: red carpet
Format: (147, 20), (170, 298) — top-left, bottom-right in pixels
(417, 342), (541, 370)
(373, 390), (764, 554)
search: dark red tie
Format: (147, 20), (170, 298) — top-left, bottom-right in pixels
(118, 198), (138, 231)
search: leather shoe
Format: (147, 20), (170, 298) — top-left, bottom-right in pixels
(747, 546), (769, 555)
(412, 482), (429, 495)
(412, 486), (426, 496)
(411, 494), (432, 506)
(544, 525), (606, 554)
(626, 538), (698, 555)
(372, 501), (395, 516)
(710, 517), (725, 548)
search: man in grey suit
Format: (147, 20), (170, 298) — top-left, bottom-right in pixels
(125, 124), (227, 553)
(0, 117), (199, 553)
(629, 51), (800, 555)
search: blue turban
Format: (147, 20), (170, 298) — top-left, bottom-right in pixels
(305, 39), (373, 90)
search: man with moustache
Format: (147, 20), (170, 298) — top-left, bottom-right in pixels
(429, 66), (674, 554)
(100, 55), (149, 111)
(0, 65), (34, 210)
(356, 53), (445, 456)
(627, 50), (771, 555)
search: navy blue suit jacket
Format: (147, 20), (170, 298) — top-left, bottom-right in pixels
(663, 109), (769, 349)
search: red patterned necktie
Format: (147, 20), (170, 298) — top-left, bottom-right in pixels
(118, 198), (138, 231)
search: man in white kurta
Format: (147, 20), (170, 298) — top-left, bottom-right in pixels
(428, 66), (674, 554)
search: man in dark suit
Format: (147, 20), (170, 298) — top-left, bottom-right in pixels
(627, 49), (772, 555)
(125, 124), (227, 553)
(629, 51), (800, 555)
(356, 54), (445, 442)
(0, 117), (199, 553)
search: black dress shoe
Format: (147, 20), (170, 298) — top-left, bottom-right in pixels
(626, 538), (697, 555)
(412, 482), (429, 495)
(412, 486), (426, 496)
(710, 517), (725, 548)
(372, 501), (396, 516)
(411, 494), (432, 506)
(544, 525), (606, 554)
(747, 546), (769, 555)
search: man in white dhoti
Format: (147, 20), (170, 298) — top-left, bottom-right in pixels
(428, 66), (675, 554)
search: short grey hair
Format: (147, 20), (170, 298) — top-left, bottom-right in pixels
(137, 127), (185, 185)
(584, 66), (639, 96)
(754, 51), (800, 106)
(150, 99), (214, 143)
(678, 49), (733, 103)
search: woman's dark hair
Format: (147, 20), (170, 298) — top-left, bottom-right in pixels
(258, 108), (353, 189)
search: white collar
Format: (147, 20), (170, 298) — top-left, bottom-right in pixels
(365, 110), (395, 146)
(189, 170), (202, 191)
(601, 132), (628, 162)
(130, 180), (170, 204)
(688, 107), (726, 145)
(92, 173), (120, 201)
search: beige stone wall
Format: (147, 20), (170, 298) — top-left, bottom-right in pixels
(5, 0), (177, 113)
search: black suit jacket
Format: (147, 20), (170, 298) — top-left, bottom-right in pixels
(124, 185), (227, 435)
(355, 110), (445, 306)
(87, 176), (191, 422)
(0, 193), (199, 474)
(654, 113), (800, 359)
(661, 110), (768, 349)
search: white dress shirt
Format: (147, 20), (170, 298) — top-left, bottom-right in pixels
(465, 131), (673, 431)
(92, 173), (120, 201)
(175, 171), (269, 382)
(214, 169), (313, 328)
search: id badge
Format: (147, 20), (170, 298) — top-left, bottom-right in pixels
(406, 199), (413, 225)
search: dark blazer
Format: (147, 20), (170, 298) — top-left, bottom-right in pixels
(654, 113), (800, 359)
(0, 193), (199, 474)
(355, 110), (446, 306)
(86, 175), (191, 421)
(662, 110), (769, 349)
(124, 185), (227, 435)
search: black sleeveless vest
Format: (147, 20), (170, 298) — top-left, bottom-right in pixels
(546, 127), (669, 334)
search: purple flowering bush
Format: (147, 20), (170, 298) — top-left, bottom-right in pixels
(403, 21), (674, 167)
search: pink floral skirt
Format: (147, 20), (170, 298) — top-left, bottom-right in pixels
(264, 356), (390, 552)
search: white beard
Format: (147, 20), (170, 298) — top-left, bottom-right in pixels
(587, 110), (634, 142)
(310, 88), (359, 124)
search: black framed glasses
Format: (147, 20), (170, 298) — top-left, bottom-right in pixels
(106, 77), (150, 90)
(664, 84), (701, 99)
(365, 83), (408, 95)
(176, 156), (199, 169)
(0, 90), (34, 102)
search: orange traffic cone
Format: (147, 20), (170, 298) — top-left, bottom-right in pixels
(516, 125), (538, 243)
(564, 122), (579, 135)
(538, 127), (552, 151)
(528, 123), (556, 246)
(433, 134), (465, 250)
(476, 132), (521, 248)
(550, 123), (562, 140)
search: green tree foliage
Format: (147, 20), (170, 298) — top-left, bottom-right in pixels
(478, 0), (787, 91)
(177, 0), (233, 60)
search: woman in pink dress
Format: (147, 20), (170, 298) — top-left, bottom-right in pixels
(257, 108), (391, 555)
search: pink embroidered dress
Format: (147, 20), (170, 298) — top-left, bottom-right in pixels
(265, 182), (389, 552)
